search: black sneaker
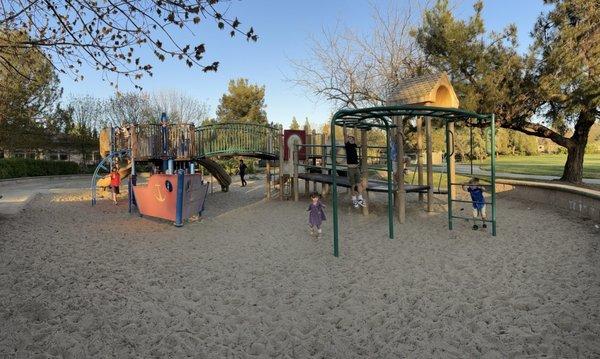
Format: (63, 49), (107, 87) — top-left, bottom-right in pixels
(482, 224), (487, 229)
(472, 224), (478, 230)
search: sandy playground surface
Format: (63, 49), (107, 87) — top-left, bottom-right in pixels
(0, 176), (599, 358)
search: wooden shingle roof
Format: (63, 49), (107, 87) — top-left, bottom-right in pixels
(389, 72), (459, 108)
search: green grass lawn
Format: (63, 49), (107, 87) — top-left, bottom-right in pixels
(372, 153), (600, 191)
(474, 154), (600, 179)
(380, 167), (600, 191)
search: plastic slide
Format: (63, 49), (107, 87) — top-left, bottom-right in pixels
(96, 164), (132, 188)
(197, 158), (232, 192)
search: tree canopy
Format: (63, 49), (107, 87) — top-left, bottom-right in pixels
(216, 78), (268, 124)
(0, 30), (61, 149)
(415, 0), (599, 182)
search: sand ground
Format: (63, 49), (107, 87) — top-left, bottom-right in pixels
(0, 177), (599, 358)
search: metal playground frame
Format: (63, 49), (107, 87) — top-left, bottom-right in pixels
(330, 105), (496, 257)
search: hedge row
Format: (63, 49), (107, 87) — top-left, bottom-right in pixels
(0, 158), (83, 179)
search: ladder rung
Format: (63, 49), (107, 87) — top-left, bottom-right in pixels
(450, 199), (492, 205)
(451, 215), (494, 223)
(450, 182), (493, 187)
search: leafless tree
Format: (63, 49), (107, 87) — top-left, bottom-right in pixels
(66, 94), (102, 161)
(289, 1), (428, 109)
(150, 90), (210, 125)
(0, 0), (258, 88)
(103, 92), (153, 126)
(69, 94), (102, 130)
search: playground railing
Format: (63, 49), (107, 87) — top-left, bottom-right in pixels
(196, 122), (281, 158)
(134, 124), (162, 159)
(166, 124), (196, 159)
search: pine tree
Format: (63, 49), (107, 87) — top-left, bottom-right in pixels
(216, 79), (268, 124)
(416, 0), (599, 183)
(290, 116), (300, 130)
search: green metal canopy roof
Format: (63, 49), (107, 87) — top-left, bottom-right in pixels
(332, 105), (492, 130)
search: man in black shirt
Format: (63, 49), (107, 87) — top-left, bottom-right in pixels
(344, 128), (366, 208)
(239, 159), (248, 187)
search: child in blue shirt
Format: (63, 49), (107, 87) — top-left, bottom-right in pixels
(463, 177), (487, 230)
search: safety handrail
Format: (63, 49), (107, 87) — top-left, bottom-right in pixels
(196, 122), (280, 159)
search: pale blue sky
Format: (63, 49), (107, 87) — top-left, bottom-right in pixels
(60, 0), (547, 128)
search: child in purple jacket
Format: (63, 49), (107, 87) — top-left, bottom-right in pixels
(307, 192), (326, 239)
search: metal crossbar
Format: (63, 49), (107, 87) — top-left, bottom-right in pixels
(331, 105), (492, 129)
(451, 199), (492, 205)
(451, 215), (494, 223)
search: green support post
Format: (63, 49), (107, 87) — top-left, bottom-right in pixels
(469, 125), (474, 175)
(490, 114), (497, 236)
(384, 120), (394, 239)
(331, 115), (340, 257)
(445, 121), (453, 230)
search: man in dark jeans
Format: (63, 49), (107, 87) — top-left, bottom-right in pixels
(239, 159), (248, 187)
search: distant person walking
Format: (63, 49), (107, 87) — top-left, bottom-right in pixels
(110, 167), (121, 205)
(239, 159), (248, 187)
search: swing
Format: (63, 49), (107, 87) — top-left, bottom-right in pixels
(435, 170), (447, 194)
(408, 157), (447, 194)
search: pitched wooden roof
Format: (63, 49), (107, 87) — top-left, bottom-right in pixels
(389, 72), (459, 108)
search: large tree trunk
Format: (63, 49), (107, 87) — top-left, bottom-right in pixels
(560, 110), (595, 183)
(561, 141), (586, 183)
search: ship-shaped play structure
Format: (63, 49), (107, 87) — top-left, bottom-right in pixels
(92, 114), (282, 226)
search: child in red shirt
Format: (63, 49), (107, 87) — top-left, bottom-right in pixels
(110, 167), (121, 205)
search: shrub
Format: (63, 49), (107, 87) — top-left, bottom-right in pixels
(585, 141), (600, 154)
(0, 158), (82, 179)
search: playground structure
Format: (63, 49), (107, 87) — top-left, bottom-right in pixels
(290, 131), (447, 201)
(90, 73), (497, 243)
(284, 73), (497, 257)
(91, 116), (282, 225)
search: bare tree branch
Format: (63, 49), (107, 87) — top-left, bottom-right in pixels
(0, 0), (258, 88)
(288, 1), (426, 111)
